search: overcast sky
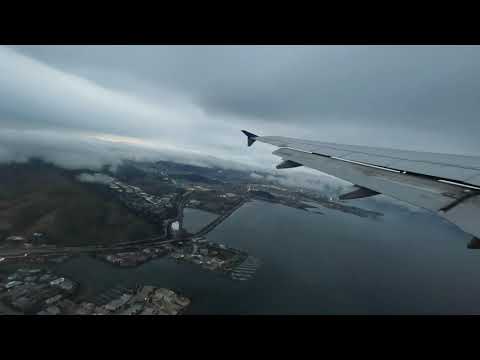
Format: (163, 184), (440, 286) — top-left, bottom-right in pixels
(1, 45), (480, 183)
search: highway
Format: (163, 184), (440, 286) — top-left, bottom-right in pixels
(194, 198), (247, 237)
(0, 195), (248, 262)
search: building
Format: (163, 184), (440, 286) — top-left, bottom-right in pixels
(119, 304), (144, 315)
(74, 302), (95, 315)
(140, 307), (156, 315)
(171, 221), (180, 232)
(45, 294), (63, 305)
(5, 236), (26, 245)
(5, 281), (23, 289)
(192, 244), (199, 255)
(45, 306), (61, 315)
(137, 286), (155, 300)
(58, 279), (75, 292)
(31, 232), (45, 244)
(105, 294), (132, 312)
(174, 296), (191, 307)
(50, 277), (65, 286)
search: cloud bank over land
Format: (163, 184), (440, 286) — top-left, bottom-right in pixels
(2, 45), (480, 194)
(0, 46), (275, 172)
(76, 173), (114, 185)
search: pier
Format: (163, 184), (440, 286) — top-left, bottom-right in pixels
(230, 256), (261, 281)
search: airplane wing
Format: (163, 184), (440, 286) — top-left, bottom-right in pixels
(241, 130), (480, 248)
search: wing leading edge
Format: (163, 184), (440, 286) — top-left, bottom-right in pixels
(242, 130), (480, 248)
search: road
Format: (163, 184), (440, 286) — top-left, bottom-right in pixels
(194, 198), (247, 237)
(0, 195), (248, 261)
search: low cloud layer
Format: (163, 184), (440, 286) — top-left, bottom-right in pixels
(2, 45), (480, 195)
(250, 169), (349, 195)
(0, 46), (277, 172)
(76, 173), (114, 185)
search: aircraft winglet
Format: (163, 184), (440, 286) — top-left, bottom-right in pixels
(241, 130), (258, 147)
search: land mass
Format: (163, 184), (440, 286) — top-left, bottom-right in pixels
(0, 161), (161, 247)
(0, 158), (383, 258)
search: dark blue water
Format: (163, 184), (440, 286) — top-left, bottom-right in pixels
(5, 199), (480, 314)
(182, 208), (218, 233)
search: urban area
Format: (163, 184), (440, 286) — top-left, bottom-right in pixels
(0, 159), (382, 314)
(0, 267), (190, 315)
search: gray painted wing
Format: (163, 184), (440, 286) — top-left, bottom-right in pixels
(243, 131), (480, 245)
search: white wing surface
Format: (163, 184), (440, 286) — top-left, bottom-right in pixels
(242, 130), (480, 247)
